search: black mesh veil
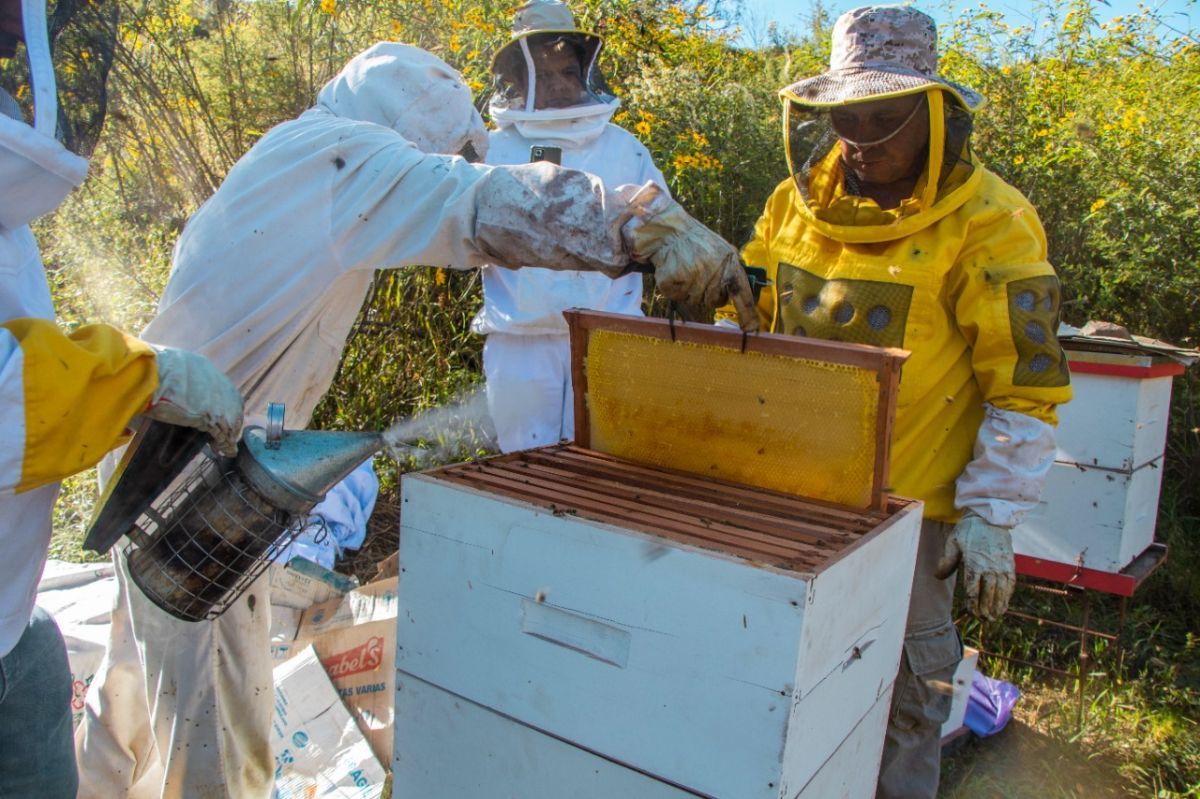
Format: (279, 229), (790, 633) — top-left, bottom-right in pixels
(491, 31), (615, 114)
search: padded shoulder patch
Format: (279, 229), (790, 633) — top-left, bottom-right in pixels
(1007, 275), (1070, 387)
(775, 262), (913, 348)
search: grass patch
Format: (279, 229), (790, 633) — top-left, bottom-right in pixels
(49, 469), (106, 565)
(944, 582), (1200, 797)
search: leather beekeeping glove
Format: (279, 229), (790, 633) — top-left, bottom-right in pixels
(625, 186), (759, 332)
(935, 511), (1016, 621)
(942, 404), (1058, 620)
(144, 346), (244, 457)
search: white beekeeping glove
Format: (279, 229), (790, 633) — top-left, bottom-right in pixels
(145, 347), (244, 457)
(939, 404), (1059, 620)
(935, 512), (1015, 621)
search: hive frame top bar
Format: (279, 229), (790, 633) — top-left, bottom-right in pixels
(428, 444), (918, 575)
(563, 309), (911, 511)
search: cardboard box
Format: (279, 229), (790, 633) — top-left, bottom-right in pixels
(269, 557), (356, 610)
(288, 578), (399, 766)
(941, 647), (980, 739)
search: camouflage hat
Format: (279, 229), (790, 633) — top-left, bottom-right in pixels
(782, 5), (984, 111)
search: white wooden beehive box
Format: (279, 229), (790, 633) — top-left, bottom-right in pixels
(392, 311), (923, 799)
(1012, 348), (1183, 573)
(394, 666), (894, 799)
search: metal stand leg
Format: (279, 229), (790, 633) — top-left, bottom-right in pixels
(1116, 596), (1129, 678)
(1076, 590), (1091, 730)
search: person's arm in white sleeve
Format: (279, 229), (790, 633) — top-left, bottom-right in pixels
(324, 138), (758, 327)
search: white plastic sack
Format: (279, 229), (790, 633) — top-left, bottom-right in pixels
(36, 560), (117, 727)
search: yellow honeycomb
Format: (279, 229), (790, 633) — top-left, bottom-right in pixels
(585, 330), (880, 508)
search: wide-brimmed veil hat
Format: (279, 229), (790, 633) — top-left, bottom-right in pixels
(492, 0), (601, 67)
(782, 5), (984, 112)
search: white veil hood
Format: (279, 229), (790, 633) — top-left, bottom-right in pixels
(0, 0), (88, 229)
(315, 42), (488, 160)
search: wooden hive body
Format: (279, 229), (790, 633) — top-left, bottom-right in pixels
(1013, 348), (1182, 573)
(393, 312), (922, 798)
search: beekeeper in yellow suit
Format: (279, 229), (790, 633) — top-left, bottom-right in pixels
(719, 6), (1072, 797)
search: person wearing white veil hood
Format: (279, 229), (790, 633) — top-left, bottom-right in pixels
(0, 0), (243, 794)
(74, 41), (757, 799)
(473, 0), (671, 452)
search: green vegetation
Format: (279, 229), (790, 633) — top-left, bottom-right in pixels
(3, 0), (1195, 793)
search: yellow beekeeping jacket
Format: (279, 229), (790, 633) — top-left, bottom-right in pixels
(720, 144), (1071, 522)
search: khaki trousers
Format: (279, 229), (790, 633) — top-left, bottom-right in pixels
(876, 518), (962, 799)
(74, 552), (274, 799)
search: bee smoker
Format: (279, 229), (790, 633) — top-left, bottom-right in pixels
(84, 404), (382, 622)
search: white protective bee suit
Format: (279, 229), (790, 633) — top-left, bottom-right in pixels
(471, 0), (668, 451)
(75, 42), (753, 798)
(2, 1), (239, 795)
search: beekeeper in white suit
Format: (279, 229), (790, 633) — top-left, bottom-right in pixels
(75, 42), (757, 798)
(473, 0), (671, 451)
(0, 0), (241, 795)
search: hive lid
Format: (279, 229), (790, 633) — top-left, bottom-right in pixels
(564, 310), (909, 511)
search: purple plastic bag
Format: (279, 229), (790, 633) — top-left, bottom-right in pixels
(963, 671), (1021, 737)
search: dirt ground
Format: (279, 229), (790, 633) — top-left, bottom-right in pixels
(939, 720), (1138, 798)
(342, 496), (401, 583)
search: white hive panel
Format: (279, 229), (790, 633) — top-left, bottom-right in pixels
(392, 672), (894, 799)
(1056, 351), (1174, 471)
(1012, 459), (1163, 572)
(393, 451), (921, 799)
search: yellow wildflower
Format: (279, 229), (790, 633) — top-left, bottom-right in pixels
(319, 0), (336, 15)
(1090, 198), (1107, 214)
(1001, 65), (1012, 76)
(635, 121), (651, 136)
(1013, 154), (1025, 165)
(449, 33), (461, 50)
(435, 269), (447, 286)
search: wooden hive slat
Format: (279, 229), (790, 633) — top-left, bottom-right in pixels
(430, 445), (907, 573)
